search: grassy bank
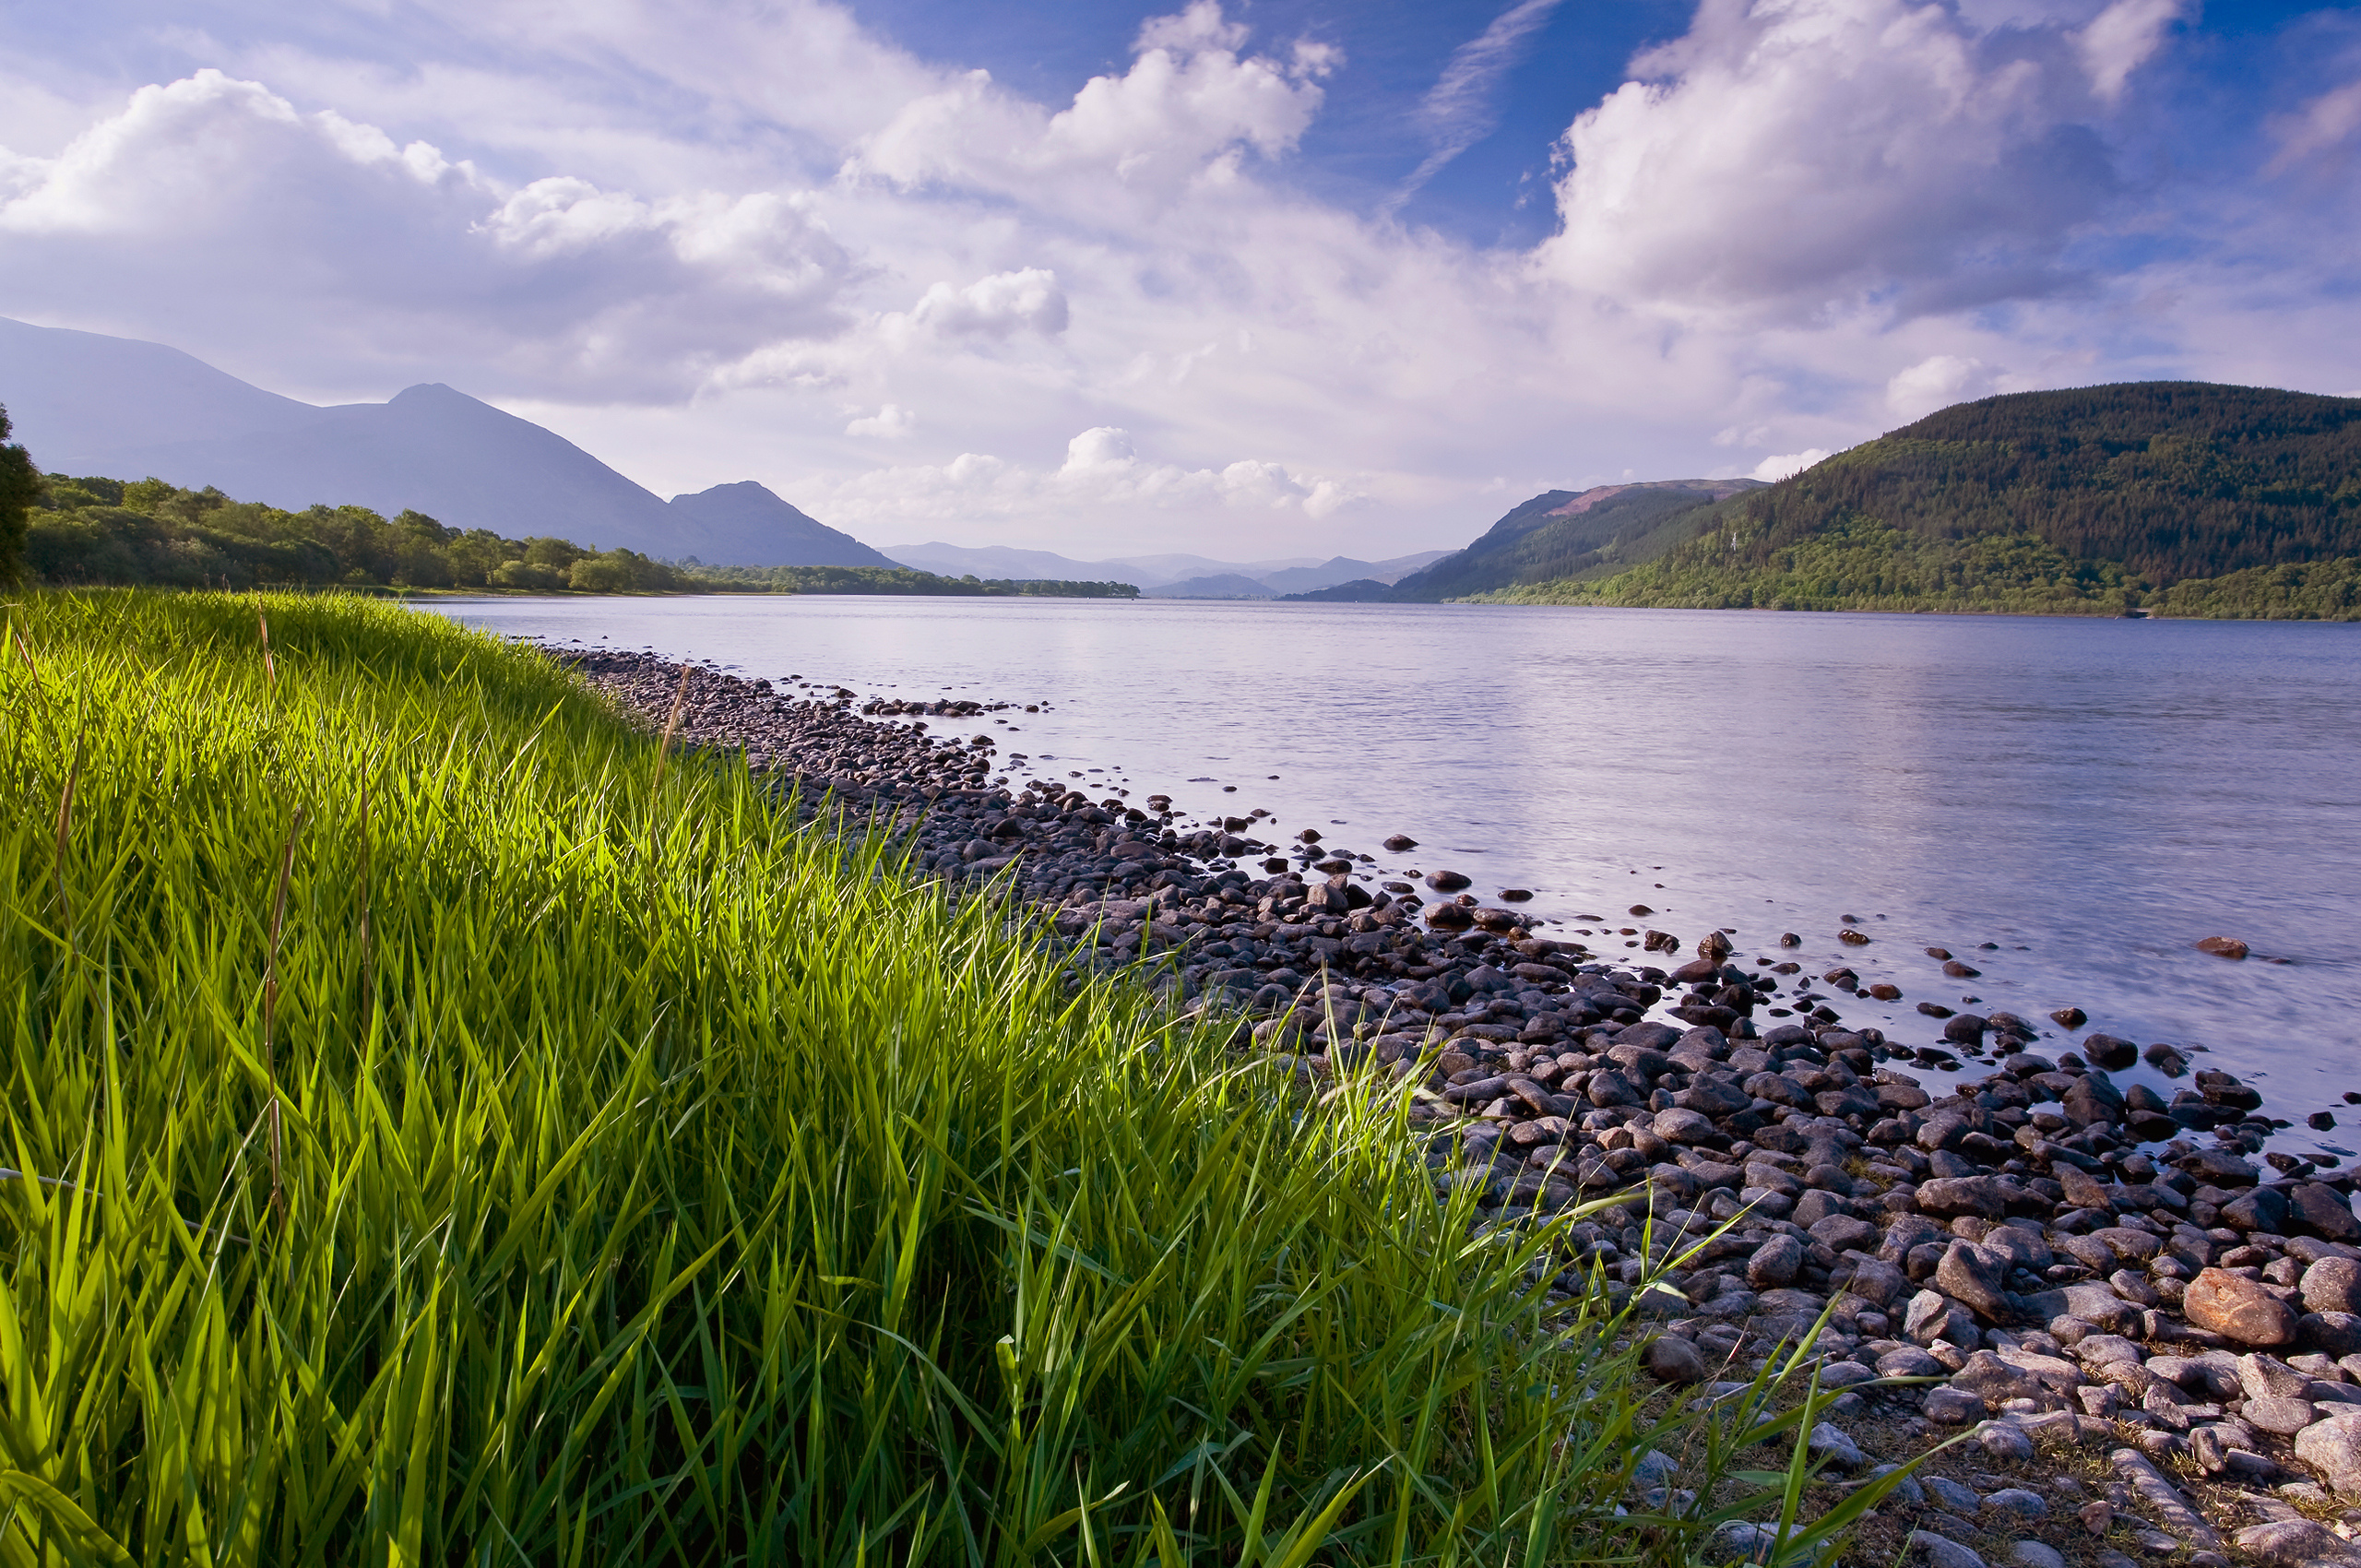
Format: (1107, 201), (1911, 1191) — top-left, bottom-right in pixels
(0, 590), (1861, 1564)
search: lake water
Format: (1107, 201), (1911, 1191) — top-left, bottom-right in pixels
(427, 594), (2361, 1155)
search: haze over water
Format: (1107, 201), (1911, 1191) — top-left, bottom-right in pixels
(433, 596), (2361, 1157)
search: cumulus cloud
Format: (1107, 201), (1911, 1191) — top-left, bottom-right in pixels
(1887, 354), (2004, 420)
(0, 68), (855, 399)
(1750, 448), (1831, 481)
(900, 268), (1069, 339)
(846, 402), (915, 437)
(848, 5), (1332, 208)
(1534, 0), (2149, 320)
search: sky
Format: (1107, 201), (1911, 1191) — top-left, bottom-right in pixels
(2, 0), (2357, 558)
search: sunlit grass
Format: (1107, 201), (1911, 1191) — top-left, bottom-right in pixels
(1, 589), (1904, 1565)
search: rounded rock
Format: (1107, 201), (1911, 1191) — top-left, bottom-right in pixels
(2184, 1267), (2300, 1347)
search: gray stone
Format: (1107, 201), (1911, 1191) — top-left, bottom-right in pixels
(2110, 1448), (2225, 1551)
(2306, 1258), (2361, 1316)
(2230, 1519), (2361, 1568)
(1748, 1234), (1806, 1289)
(1983, 1488), (2048, 1519)
(1809, 1421), (1866, 1470)
(2242, 1353), (2314, 1401)
(1907, 1289), (1981, 1348)
(2295, 1409), (2361, 1495)
(1645, 1335), (1709, 1385)
(1651, 1107), (1716, 1144)
(1811, 1214), (1884, 1253)
(1978, 1423), (2035, 1461)
(1878, 1345), (1948, 1378)
(1911, 1533), (1989, 1568)
(1939, 1241), (2013, 1322)
(2304, 1313), (2361, 1357)
(1925, 1476), (1983, 1514)
(1927, 1385), (1988, 1425)
(2246, 1397), (2318, 1435)
(2009, 1543), (2068, 1568)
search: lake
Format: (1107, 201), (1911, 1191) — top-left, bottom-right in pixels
(427, 594), (2361, 1153)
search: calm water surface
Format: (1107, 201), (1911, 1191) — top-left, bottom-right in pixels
(429, 596), (2361, 1153)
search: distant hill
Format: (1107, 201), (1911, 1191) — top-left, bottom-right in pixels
(1, 315), (894, 567)
(668, 481), (896, 568)
(1143, 573), (1279, 599)
(882, 541), (1450, 593)
(1376, 479), (1768, 602)
(1279, 577), (1389, 602)
(1486, 382), (2361, 617)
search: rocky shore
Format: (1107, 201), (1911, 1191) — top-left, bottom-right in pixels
(557, 644), (2361, 1568)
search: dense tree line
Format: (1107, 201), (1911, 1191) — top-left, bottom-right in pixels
(0, 407), (41, 584)
(24, 473), (683, 591)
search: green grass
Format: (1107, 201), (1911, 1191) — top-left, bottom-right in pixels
(0, 589), (1896, 1564)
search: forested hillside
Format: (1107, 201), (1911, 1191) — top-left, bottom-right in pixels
(1368, 479), (1763, 602)
(1488, 383), (2361, 617)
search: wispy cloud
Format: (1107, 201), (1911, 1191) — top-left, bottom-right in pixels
(1383, 0), (1567, 216)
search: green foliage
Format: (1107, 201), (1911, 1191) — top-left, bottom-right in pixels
(2150, 554), (2361, 620)
(0, 589), (1909, 1562)
(682, 562), (1141, 598)
(23, 473), (685, 592)
(1481, 515), (2142, 614)
(0, 405), (41, 585)
(1487, 382), (2361, 615)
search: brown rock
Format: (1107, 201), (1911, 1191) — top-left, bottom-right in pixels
(2195, 936), (2249, 959)
(2050, 1006), (2088, 1029)
(2183, 1266), (2300, 1347)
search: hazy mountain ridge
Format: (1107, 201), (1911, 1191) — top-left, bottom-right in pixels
(0, 316), (886, 567)
(1482, 383), (2361, 617)
(884, 541), (1450, 595)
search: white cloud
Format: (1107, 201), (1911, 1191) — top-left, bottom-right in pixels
(846, 402), (915, 437)
(2269, 77), (2361, 173)
(1750, 448), (1831, 481)
(2075, 0), (2182, 103)
(1887, 354), (2002, 420)
(900, 268), (1069, 339)
(0, 68), (856, 400)
(1534, 0), (2142, 320)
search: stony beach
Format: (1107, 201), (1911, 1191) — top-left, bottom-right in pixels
(558, 642), (2361, 1568)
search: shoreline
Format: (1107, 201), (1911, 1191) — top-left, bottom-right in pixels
(557, 636), (2361, 1565)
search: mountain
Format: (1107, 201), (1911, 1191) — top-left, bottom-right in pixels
(1142, 573), (1280, 599)
(883, 542), (1450, 593)
(1485, 382), (2361, 616)
(1374, 479), (1768, 603)
(0, 315), (890, 566)
(0, 315), (320, 454)
(1256, 551), (1452, 593)
(667, 481), (896, 568)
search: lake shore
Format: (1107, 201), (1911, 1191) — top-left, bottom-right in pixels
(563, 636), (2361, 1567)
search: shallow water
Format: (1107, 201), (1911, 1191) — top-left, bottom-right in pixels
(427, 595), (2361, 1154)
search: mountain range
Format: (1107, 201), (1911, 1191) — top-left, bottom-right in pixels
(0, 316), (891, 568)
(877, 540), (1450, 594)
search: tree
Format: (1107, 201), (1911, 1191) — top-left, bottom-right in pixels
(0, 406), (41, 585)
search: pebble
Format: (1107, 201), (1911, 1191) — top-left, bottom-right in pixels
(1912, 1532), (1989, 1568)
(2009, 1543), (2067, 1568)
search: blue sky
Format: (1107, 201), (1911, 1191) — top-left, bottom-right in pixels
(3, 0), (2358, 555)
